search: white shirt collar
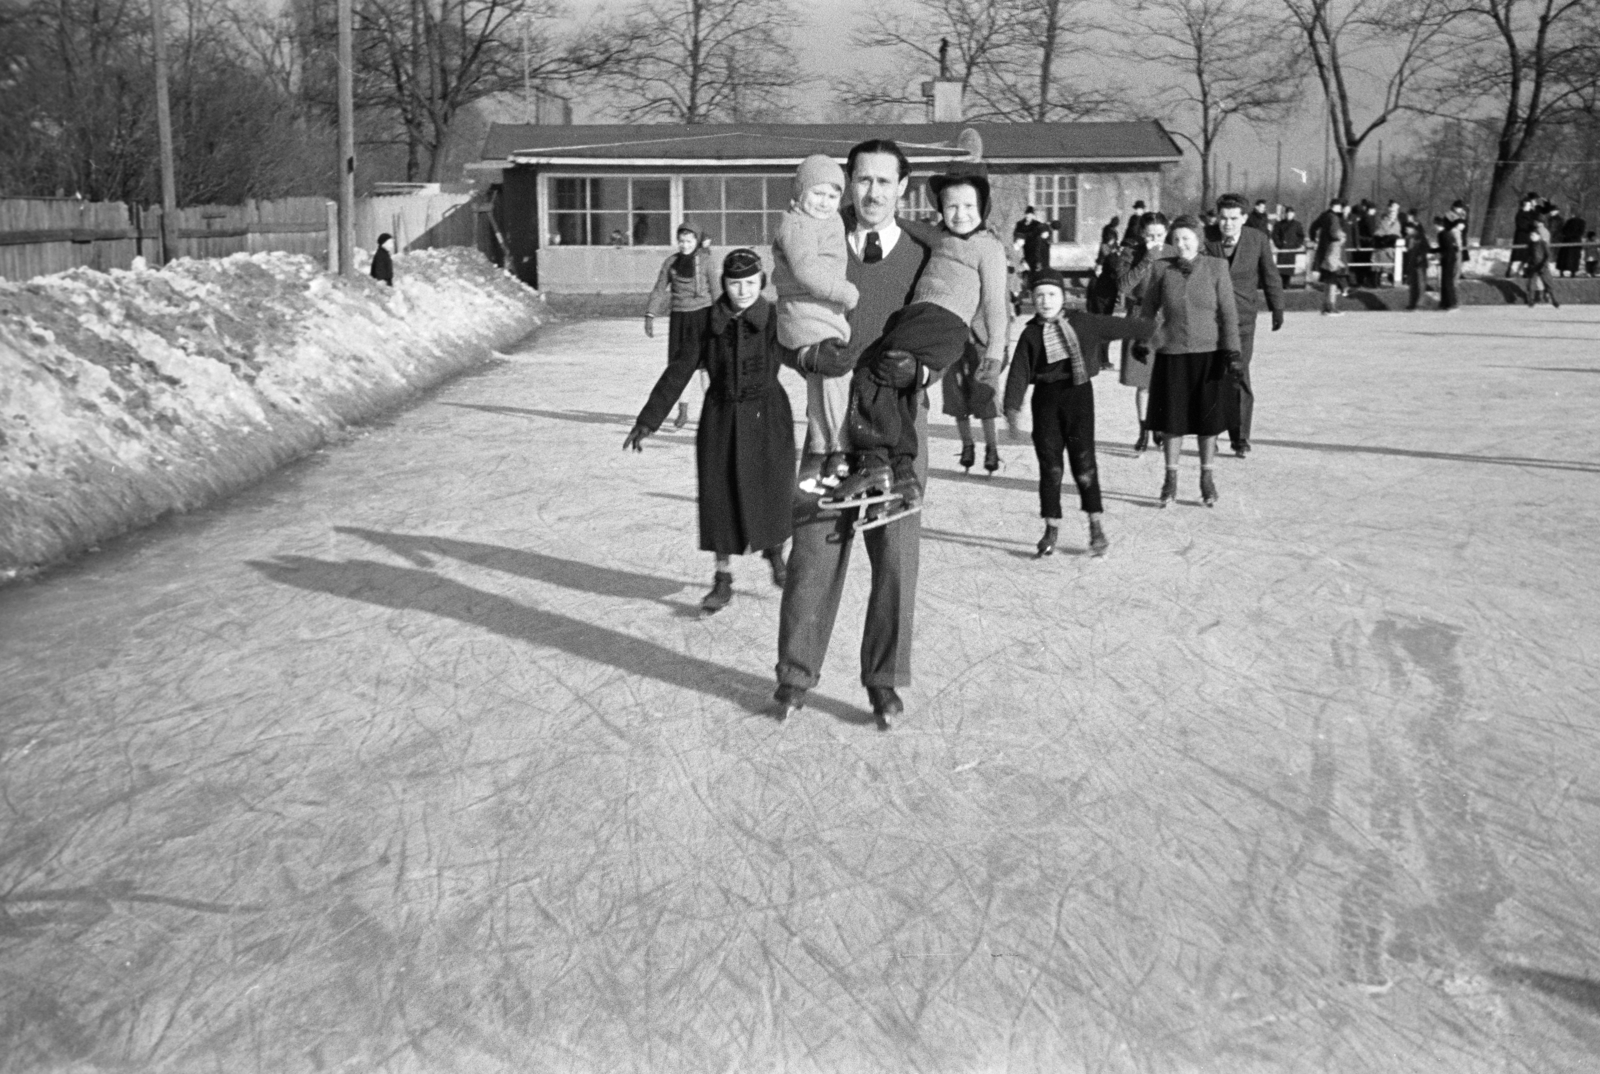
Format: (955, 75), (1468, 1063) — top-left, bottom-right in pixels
(849, 217), (902, 259)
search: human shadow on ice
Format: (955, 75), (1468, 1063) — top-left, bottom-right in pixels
(248, 555), (868, 724)
(1252, 439), (1600, 474)
(926, 468), (1163, 507)
(1492, 965), (1600, 1017)
(334, 527), (686, 602)
(444, 404), (638, 426)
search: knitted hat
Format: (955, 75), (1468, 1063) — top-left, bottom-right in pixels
(928, 162), (991, 221)
(794, 154), (846, 198)
(722, 248), (764, 279)
(1030, 268), (1067, 293)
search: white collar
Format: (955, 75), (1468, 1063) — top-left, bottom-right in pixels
(850, 218), (902, 259)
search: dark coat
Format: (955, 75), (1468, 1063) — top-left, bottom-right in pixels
(1273, 217), (1306, 251)
(370, 247), (393, 285)
(1002, 311), (1156, 413)
(1204, 226), (1284, 331)
(635, 296), (795, 556)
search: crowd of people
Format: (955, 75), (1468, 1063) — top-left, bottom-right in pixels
(626, 139), (1589, 728)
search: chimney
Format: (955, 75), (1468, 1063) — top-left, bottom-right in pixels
(922, 79), (964, 123)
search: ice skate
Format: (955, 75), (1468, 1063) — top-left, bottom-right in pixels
(1134, 424), (1150, 454)
(1088, 517), (1109, 557)
(673, 402), (689, 429)
(1200, 469), (1218, 507)
(774, 683), (806, 721)
(1036, 524), (1058, 558)
(819, 464), (892, 508)
(867, 686), (902, 730)
(958, 442), (976, 472)
(821, 452), (849, 489)
(701, 571), (733, 614)
(854, 470), (924, 533)
(1159, 469), (1178, 508)
(984, 443), (1001, 474)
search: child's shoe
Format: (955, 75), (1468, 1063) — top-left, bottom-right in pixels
(797, 454), (827, 494)
(959, 442), (976, 471)
(984, 443), (1000, 474)
(1036, 524), (1058, 558)
(701, 571), (734, 614)
(890, 462), (922, 509)
(827, 464), (892, 503)
(821, 452), (850, 488)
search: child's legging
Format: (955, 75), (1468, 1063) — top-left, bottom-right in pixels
(1031, 379), (1103, 517)
(848, 302), (968, 473)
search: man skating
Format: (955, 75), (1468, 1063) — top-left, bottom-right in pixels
(774, 139), (936, 729)
(1205, 193), (1284, 458)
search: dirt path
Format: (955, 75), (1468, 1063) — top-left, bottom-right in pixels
(3, 308), (1599, 1072)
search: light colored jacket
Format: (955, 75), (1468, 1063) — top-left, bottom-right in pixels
(645, 249), (718, 318)
(911, 227), (1011, 365)
(1139, 255), (1241, 355)
(772, 208), (857, 349)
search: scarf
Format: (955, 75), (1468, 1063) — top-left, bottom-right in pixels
(1041, 317), (1088, 386)
(1172, 255), (1197, 277)
(671, 252), (697, 277)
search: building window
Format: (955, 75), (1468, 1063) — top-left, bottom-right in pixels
(549, 177), (671, 246)
(1030, 174), (1079, 243)
(683, 175), (789, 245)
(904, 182), (942, 223)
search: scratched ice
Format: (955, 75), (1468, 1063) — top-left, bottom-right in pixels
(2, 307), (1599, 1073)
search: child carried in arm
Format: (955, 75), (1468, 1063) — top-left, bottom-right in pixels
(830, 162), (1011, 513)
(771, 154), (860, 493)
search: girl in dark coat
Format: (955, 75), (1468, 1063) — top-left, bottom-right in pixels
(625, 249), (795, 614)
(370, 233), (394, 286)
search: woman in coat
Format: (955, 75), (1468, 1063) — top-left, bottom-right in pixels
(1138, 215), (1240, 509)
(644, 225), (719, 428)
(1116, 210), (1175, 453)
(625, 249), (795, 614)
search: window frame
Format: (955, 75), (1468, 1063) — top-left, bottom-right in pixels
(541, 173), (792, 248)
(1029, 174), (1080, 244)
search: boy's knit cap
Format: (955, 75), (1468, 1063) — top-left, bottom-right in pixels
(1030, 268), (1067, 292)
(794, 154), (846, 198)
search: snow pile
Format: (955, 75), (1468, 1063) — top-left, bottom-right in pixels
(1, 249), (542, 577)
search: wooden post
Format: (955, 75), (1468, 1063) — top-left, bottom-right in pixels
(151, 0), (177, 263)
(337, 0), (356, 274)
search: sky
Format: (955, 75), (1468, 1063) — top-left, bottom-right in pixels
(561, 0), (1432, 211)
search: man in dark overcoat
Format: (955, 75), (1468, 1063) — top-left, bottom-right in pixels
(1206, 193), (1284, 458)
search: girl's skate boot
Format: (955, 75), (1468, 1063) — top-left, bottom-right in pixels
(701, 571), (734, 614)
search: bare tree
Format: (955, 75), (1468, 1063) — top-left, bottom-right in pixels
(838, 0), (1113, 122)
(1117, 0), (1304, 205)
(1427, 0), (1600, 241)
(597, 0), (804, 123)
(1280, 0), (1459, 201)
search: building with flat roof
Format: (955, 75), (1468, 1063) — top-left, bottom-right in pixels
(473, 121), (1183, 294)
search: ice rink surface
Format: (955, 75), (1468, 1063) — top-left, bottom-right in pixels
(3, 307), (1599, 1073)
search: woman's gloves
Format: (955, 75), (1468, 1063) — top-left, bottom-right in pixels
(866, 349), (918, 389)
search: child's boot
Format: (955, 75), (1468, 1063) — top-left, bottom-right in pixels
(959, 442), (976, 471)
(1036, 523), (1059, 558)
(1200, 467), (1218, 507)
(1088, 517), (1108, 556)
(1160, 468), (1178, 507)
(984, 443), (1001, 474)
(828, 463), (892, 503)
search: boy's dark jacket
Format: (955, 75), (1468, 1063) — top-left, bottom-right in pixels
(1002, 310), (1154, 414)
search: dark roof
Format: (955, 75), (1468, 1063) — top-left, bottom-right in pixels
(480, 122), (1182, 165)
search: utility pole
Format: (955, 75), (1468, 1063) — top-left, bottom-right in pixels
(1275, 140), (1282, 209)
(150, 0), (177, 262)
(337, 0), (356, 275)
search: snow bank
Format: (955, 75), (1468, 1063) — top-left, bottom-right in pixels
(0, 249), (542, 577)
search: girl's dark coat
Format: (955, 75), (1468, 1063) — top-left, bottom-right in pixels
(636, 296), (795, 555)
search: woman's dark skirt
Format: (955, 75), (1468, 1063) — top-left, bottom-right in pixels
(1147, 351), (1227, 437)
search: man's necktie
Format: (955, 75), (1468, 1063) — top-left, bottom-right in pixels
(863, 231), (883, 264)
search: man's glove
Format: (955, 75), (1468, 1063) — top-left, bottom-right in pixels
(1131, 342), (1151, 364)
(812, 338), (856, 377)
(623, 423), (651, 452)
(867, 349), (918, 389)
(1271, 309), (1284, 331)
(1219, 350), (1245, 380)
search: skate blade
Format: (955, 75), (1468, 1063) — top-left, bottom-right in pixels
(817, 490), (899, 510)
(852, 503), (923, 533)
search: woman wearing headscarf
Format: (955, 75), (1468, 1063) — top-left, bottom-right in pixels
(1116, 211), (1175, 453)
(1138, 215), (1240, 509)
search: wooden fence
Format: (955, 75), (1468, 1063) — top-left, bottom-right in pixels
(0, 193), (489, 281)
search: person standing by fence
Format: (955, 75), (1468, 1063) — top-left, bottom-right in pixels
(1272, 207), (1305, 290)
(1435, 212), (1464, 312)
(370, 234), (394, 286)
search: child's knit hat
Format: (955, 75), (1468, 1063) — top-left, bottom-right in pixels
(794, 154), (846, 199)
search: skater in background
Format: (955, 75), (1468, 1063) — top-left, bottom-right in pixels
(771, 153), (860, 493)
(370, 233), (394, 286)
(1558, 212), (1586, 275)
(943, 337), (1004, 474)
(1204, 192), (1284, 460)
(645, 225), (719, 429)
(625, 249), (794, 614)
(1116, 211), (1174, 453)
(1012, 205), (1053, 288)
(1137, 215), (1240, 509)
(1004, 269), (1155, 559)
(1524, 212), (1561, 307)
(1402, 218), (1433, 310)
(1318, 214), (1350, 316)
(1435, 210), (1464, 311)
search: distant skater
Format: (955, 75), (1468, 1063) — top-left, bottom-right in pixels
(625, 249), (795, 614)
(645, 225), (719, 428)
(1004, 269), (1154, 558)
(943, 337), (1003, 474)
(1116, 211), (1175, 453)
(370, 233), (394, 286)
(772, 154), (860, 492)
(1138, 215), (1240, 509)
